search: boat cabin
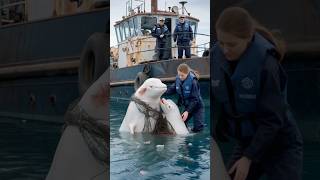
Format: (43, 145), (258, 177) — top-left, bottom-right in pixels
(111, 1), (200, 68)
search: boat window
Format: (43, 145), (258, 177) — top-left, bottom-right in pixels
(141, 16), (156, 35)
(120, 23), (126, 41)
(117, 24), (122, 42)
(53, 0), (109, 17)
(123, 21), (130, 39)
(0, 0), (26, 26)
(128, 18), (135, 37)
(133, 16), (141, 36)
(115, 25), (121, 43)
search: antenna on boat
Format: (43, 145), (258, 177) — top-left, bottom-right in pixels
(179, 1), (190, 16)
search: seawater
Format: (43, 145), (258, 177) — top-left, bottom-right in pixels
(110, 99), (211, 180)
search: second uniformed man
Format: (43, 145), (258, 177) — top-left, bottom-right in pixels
(173, 14), (194, 59)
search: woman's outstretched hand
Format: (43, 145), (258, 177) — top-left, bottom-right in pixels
(228, 156), (251, 180)
(181, 111), (189, 121)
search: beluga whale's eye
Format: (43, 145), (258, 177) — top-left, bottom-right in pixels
(150, 85), (153, 88)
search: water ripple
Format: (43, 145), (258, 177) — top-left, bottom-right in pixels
(110, 99), (210, 179)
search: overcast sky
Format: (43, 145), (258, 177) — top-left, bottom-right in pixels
(110, 0), (210, 51)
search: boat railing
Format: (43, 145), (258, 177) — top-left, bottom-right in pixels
(111, 32), (210, 69)
(127, 41), (210, 55)
(116, 32), (209, 45)
(116, 32), (210, 54)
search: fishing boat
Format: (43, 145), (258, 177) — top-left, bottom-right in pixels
(110, 0), (210, 100)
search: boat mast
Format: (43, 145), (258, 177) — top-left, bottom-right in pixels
(151, 0), (157, 13)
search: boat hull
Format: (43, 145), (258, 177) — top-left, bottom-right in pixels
(0, 9), (109, 123)
(110, 57), (210, 100)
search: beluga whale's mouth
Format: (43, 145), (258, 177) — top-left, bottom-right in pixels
(159, 98), (190, 135)
(151, 85), (167, 90)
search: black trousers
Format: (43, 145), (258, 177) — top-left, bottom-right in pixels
(177, 41), (191, 58)
(157, 43), (169, 60)
(184, 106), (205, 132)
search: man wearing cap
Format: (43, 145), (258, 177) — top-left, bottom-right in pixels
(173, 14), (193, 59)
(151, 17), (170, 60)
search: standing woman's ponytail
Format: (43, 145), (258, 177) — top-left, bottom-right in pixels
(254, 23), (286, 60)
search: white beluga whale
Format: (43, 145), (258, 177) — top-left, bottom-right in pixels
(119, 78), (167, 134)
(46, 70), (108, 180)
(160, 98), (189, 135)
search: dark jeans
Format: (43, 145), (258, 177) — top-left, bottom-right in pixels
(178, 41), (191, 58)
(185, 106), (204, 132)
(157, 43), (169, 60)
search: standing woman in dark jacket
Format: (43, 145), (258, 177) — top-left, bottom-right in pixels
(165, 63), (204, 132)
(211, 7), (303, 180)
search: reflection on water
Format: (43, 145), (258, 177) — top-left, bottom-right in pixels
(0, 118), (61, 180)
(110, 99), (210, 180)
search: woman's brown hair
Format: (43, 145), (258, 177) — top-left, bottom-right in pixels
(177, 63), (200, 79)
(215, 7), (286, 61)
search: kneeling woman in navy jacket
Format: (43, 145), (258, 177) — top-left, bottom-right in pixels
(212, 7), (303, 180)
(164, 63), (204, 132)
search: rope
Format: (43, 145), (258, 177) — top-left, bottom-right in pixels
(131, 95), (175, 134)
(63, 99), (109, 167)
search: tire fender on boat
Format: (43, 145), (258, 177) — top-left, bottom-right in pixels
(134, 72), (149, 91)
(134, 64), (152, 90)
(79, 32), (107, 95)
